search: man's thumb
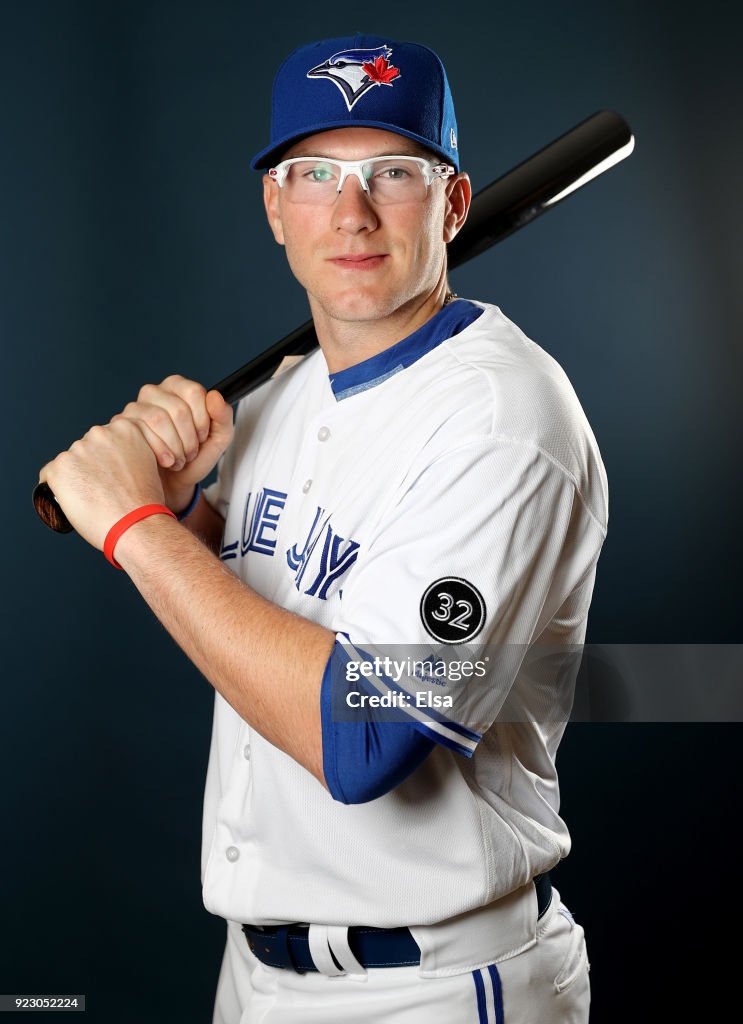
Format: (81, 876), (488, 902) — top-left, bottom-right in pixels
(205, 390), (234, 443)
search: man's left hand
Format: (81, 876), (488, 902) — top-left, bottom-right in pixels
(39, 419), (166, 551)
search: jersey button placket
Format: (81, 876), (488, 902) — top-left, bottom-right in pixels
(297, 422), (331, 499)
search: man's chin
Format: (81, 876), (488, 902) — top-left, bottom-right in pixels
(312, 281), (428, 324)
(316, 295), (404, 324)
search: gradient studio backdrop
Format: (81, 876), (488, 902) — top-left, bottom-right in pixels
(2, 1), (741, 1021)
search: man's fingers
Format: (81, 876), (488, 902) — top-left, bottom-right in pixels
(115, 404), (187, 467)
(149, 375), (212, 444)
(114, 412), (183, 469)
(134, 388), (202, 463)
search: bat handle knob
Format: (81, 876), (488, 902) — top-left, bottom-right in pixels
(33, 481), (74, 534)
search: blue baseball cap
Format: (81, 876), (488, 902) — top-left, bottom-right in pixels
(250, 34), (459, 172)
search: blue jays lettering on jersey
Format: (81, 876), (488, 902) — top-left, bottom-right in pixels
(220, 497), (360, 600)
(286, 508), (360, 599)
(220, 487), (288, 561)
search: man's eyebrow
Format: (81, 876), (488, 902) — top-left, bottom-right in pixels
(289, 149), (425, 160)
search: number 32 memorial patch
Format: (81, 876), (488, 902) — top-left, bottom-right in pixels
(420, 577), (487, 644)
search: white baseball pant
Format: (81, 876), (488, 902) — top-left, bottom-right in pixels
(212, 887), (590, 1023)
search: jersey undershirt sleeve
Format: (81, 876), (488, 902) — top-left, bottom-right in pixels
(321, 438), (604, 804)
(321, 651), (437, 804)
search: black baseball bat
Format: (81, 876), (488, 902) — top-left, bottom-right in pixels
(33, 109), (634, 533)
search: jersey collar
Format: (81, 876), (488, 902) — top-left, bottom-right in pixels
(328, 299), (483, 402)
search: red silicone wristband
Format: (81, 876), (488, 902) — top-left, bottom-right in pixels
(103, 504), (177, 569)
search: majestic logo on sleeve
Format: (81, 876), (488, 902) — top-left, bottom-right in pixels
(307, 45), (401, 111)
(420, 578), (486, 644)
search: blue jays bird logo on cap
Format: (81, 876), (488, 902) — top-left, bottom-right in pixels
(307, 44), (401, 112)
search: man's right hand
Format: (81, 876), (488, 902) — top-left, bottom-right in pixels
(112, 375), (234, 515)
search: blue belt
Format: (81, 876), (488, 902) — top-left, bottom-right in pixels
(242, 873), (552, 973)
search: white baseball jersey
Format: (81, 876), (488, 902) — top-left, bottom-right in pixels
(201, 300), (607, 944)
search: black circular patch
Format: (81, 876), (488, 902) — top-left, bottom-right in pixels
(420, 577), (486, 645)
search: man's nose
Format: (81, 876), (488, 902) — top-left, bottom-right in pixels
(330, 174), (379, 233)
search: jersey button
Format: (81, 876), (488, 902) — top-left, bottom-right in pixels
(226, 846), (240, 863)
(243, 744), (251, 761)
(302, 479), (312, 494)
(317, 426), (330, 442)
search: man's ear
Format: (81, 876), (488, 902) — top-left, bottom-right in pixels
(263, 175), (285, 246)
(443, 172), (471, 244)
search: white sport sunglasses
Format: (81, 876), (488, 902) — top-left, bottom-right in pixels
(268, 155), (456, 206)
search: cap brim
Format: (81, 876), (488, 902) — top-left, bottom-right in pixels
(250, 120), (458, 171)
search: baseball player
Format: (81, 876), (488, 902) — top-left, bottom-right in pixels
(40, 35), (607, 1024)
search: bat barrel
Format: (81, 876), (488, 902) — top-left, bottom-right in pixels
(448, 110), (633, 268)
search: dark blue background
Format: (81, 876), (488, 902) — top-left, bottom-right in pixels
(2, 1), (740, 1020)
